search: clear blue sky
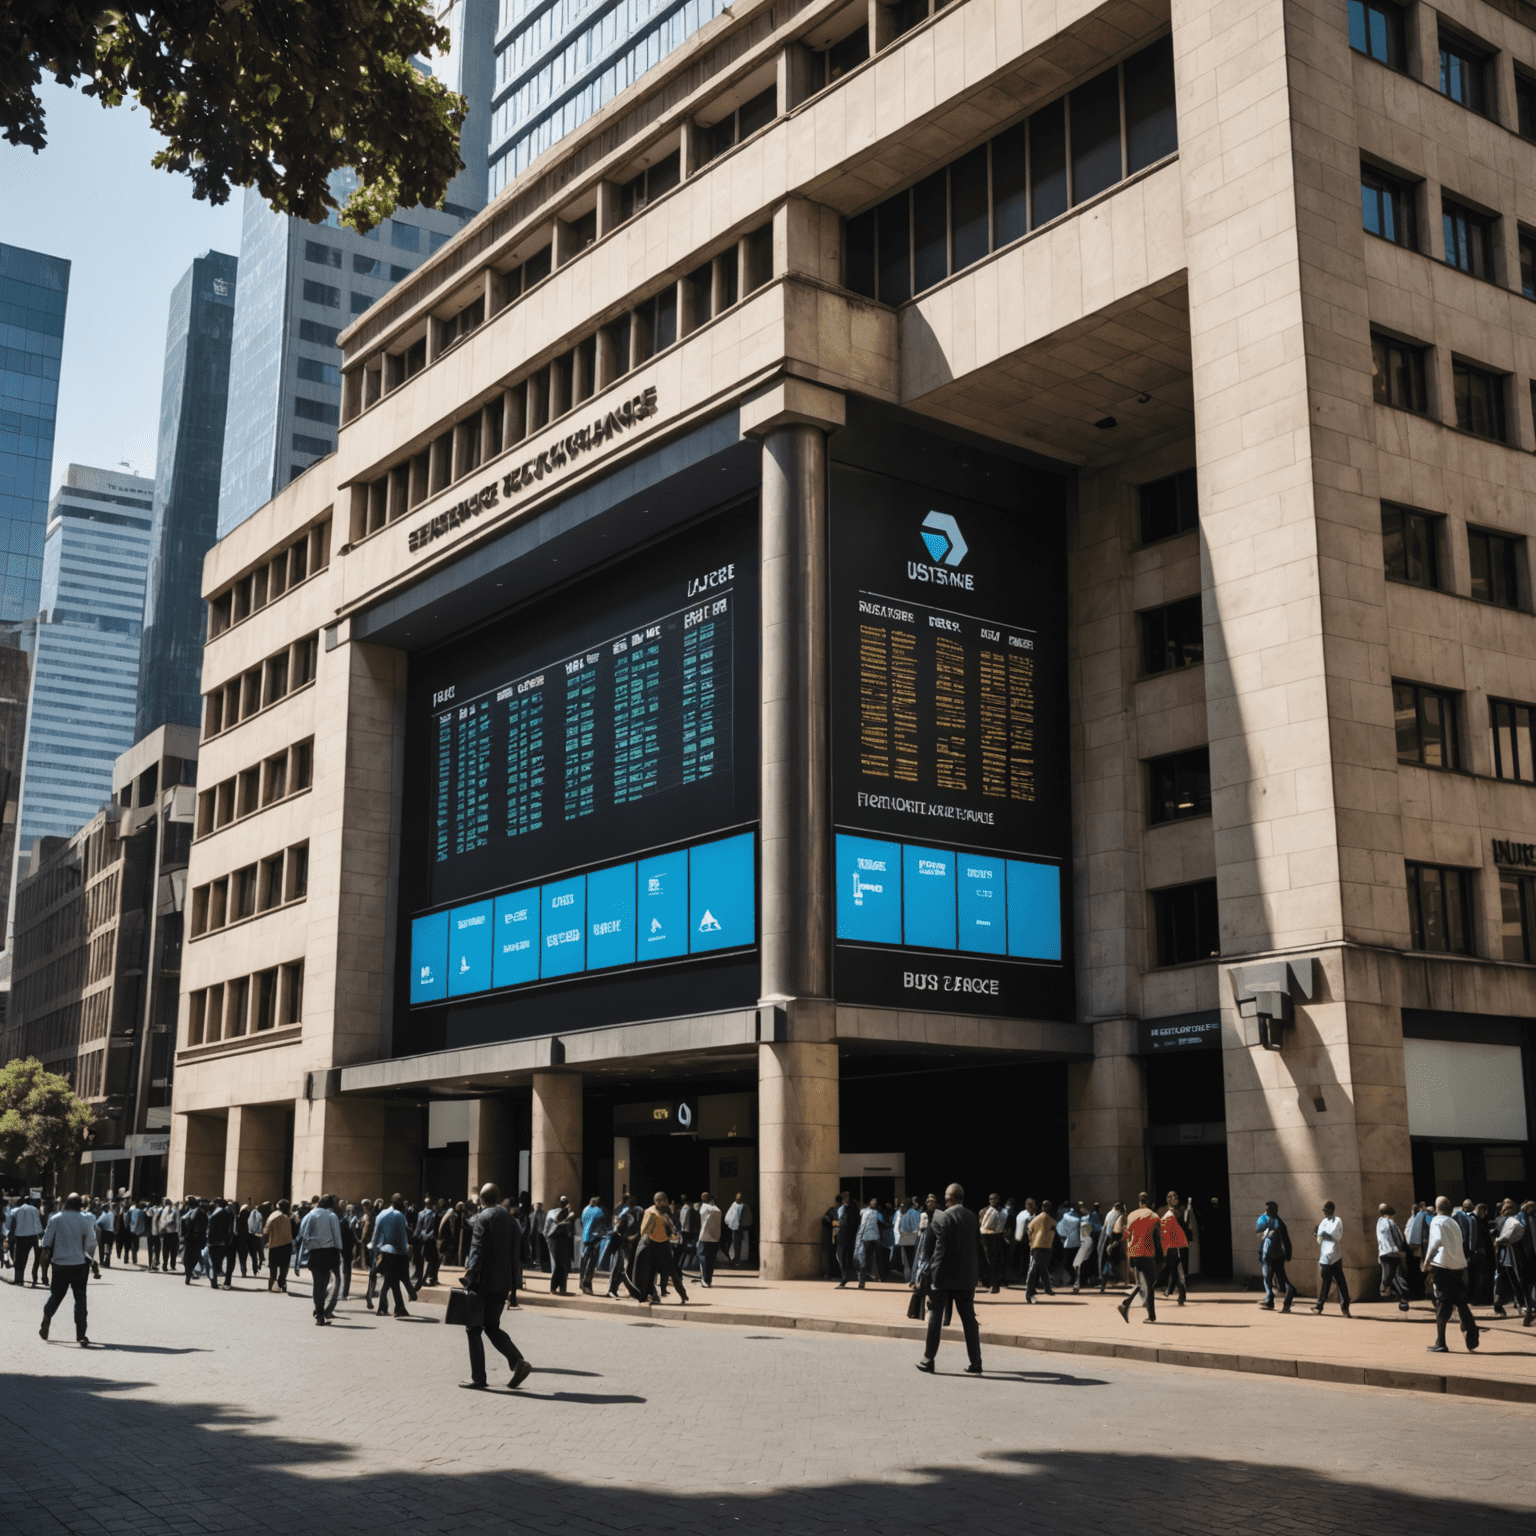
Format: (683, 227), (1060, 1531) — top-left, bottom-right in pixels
(2, 81), (245, 491)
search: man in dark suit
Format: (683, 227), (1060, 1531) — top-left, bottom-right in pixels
(916, 1182), (983, 1375)
(181, 1199), (209, 1285)
(460, 1183), (533, 1391)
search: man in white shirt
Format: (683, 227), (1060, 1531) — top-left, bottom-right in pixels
(1311, 1201), (1350, 1316)
(696, 1193), (723, 1287)
(1424, 1195), (1479, 1354)
(724, 1194), (753, 1268)
(39, 1194), (98, 1345)
(1375, 1204), (1410, 1311)
(6, 1197), (45, 1286)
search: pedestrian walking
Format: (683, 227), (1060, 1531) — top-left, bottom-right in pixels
(1312, 1200), (1351, 1315)
(725, 1192), (753, 1267)
(38, 1193), (98, 1346)
(412, 1199), (441, 1291)
(93, 1201), (115, 1268)
(6, 1196), (44, 1286)
(370, 1194), (414, 1317)
(1375, 1204), (1410, 1310)
(458, 1182), (533, 1390)
(263, 1201), (294, 1291)
(1491, 1198), (1535, 1323)
(915, 1183), (982, 1375)
(697, 1192), (723, 1287)
(635, 1192), (688, 1305)
(299, 1195), (346, 1326)
(1425, 1195), (1479, 1354)
(207, 1198), (236, 1288)
(1024, 1201), (1056, 1302)
(897, 1196), (922, 1282)
(1403, 1202), (1431, 1299)
(1158, 1193), (1188, 1303)
(606, 1196), (643, 1298)
(547, 1196), (576, 1294)
(1099, 1202), (1125, 1291)
(854, 1196), (883, 1287)
(1256, 1200), (1296, 1312)
(833, 1191), (857, 1287)
(979, 1193), (1007, 1293)
(1070, 1202), (1095, 1292)
(676, 1194), (700, 1274)
(1055, 1199), (1082, 1289)
(181, 1199), (209, 1285)
(578, 1196), (608, 1294)
(1117, 1193), (1160, 1324)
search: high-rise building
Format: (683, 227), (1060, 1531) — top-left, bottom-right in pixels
(137, 251), (239, 738)
(437, 0), (497, 214)
(14, 465), (153, 871)
(0, 243), (70, 624)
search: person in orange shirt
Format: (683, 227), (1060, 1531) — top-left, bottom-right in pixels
(1117, 1192), (1162, 1324)
(1159, 1191), (1189, 1305)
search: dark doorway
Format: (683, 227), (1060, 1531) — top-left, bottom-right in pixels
(1144, 1048), (1230, 1278)
(1151, 1142), (1232, 1278)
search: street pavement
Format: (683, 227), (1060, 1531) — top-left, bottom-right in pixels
(2, 1262), (1534, 1536)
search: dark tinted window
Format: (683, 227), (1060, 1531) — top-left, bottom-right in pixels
(1381, 505), (1438, 588)
(1148, 748), (1212, 825)
(1361, 165), (1414, 248)
(1071, 67), (1123, 203)
(1031, 97), (1068, 226)
(1139, 468), (1198, 543)
(1443, 199), (1495, 279)
(1153, 881), (1220, 965)
(1468, 528), (1521, 607)
(1141, 595), (1204, 675)
(950, 145), (990, 272)
(1349, 0), (1406, 68)
(1499, 871), (1535, 961)
(1125, 35), (1178, 170)
(1407, 864), (1473, 954)
(1393, 681), (1459, 768)
(992, 121), (1029, 245)
(1439, 32), (1491, 116)
(877, 194), (911, 305)
(1371, 333), (1427, 412)
(1490, 699), (1536, 782)
(1453, 362), (1506, 440)
(913, 169), (948, 294)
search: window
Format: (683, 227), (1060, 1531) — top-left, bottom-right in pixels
(302, 280), (340, 308)
(254, 968), (279, 1031)
(1139, 468), (1198, 543)
(1152, 880), (1220, 965)
(292, 433), (333, 457)
(286, 843), (309, 901)
(1520, 231), (1536, 299)
(1361, 165), (1415, 248)
(1371, 333), (1428, 412)
(1147, 747), (1212, 825)
(296, 357), (341, 387)
(826, 26), (869, 82)
(292, 740), (313, 791)
(391, 264), (411, 282)
(1406, 863), (1474, 954)
(1468, 527), (1521, 607)
(699, 85), (778, 167)
(618, 150), (681, 221)
(233, 865), (258, 920)
(1348, 0), (1406, 68)
(353, 254), (384, 277)
(1393, 681), (1459, 768)
(226, 976), (249, 1037)
(1499, 870), (1536, 961)
(1140, 595), (1204, 675)
(293, 634), (319, 688)
(1381, 504), (1439, 588)
(294, 396), (339, 425)
(1453, 361), (1507, 441)
(350, 292), (373, 314)
(1124, 35), (1179, 172)
(299, 319), (339, 347)
(1518, 71), (1536, 141)
(282, 961), (304, 1025)
(1443, 199), (1496, 279)
(1490, 699), (1536, 782)
(1439, 31), (1492, 117)
(391, 221), (420, 252)
(304, 241), (341, 268)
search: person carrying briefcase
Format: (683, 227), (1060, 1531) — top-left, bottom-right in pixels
(455, 1183), (533, 1391)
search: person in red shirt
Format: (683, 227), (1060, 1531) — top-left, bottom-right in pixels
(1159, 1192), (1189, 1305)
(1117, 1192), (1162, 1324)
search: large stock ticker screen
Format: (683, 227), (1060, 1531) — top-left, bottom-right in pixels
(400, 511), (759, 1029)
(830, 464), (1073, 1019)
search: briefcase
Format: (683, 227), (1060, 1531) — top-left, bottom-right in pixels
(445, 1287), (485, 1328)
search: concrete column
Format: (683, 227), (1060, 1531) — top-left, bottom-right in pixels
(290, 1095), (387, 1203)
(174, 1111), (227, 1199)
(531, 1071), (581, 1208)
(223, 1104), (289, 1203)
(758, 1040), (839, 1278)
(1066, 1021), (1147, 1205)
(469, 1097), (517, 1198)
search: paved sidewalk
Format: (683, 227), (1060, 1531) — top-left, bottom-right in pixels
(421, 1266), (1536, 1403)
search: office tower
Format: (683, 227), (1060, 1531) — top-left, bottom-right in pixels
(437, 0), (497, 214)
(14, 466), (153, 870)
(0, 243), (70, 623)
(137, 251), (238, 738)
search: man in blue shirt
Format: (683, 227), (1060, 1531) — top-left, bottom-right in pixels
(1256, 1201), (1296, 1312)
(5, 1197), (45, 1287)
(299, 1195), (346, 1326)
(370, 1194), (413, 1318)
(578, 1197), (608, 1294)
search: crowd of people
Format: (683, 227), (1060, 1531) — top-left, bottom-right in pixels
(5, 1182), (1534, 1369)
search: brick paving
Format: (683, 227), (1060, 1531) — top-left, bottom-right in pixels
(2, 1263), (1533, 1536)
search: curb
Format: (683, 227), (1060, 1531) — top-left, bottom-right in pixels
(416, 1284), (1536, 1405)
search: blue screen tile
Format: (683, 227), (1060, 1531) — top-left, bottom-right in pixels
(410, 911), (449, 1004)
(835, 833), (902, 944)
(493, 889), (539, 987)
(689, 832), (755, 953)
(587, 861), (637, 969)
(637, 850), (688, 960)
(1008, 860), (1062, 960)
(541, 875), (586, 977)
(902, 844), (956, 949)
(957, 853), (1007, 954)
(447, 900), (494, 995)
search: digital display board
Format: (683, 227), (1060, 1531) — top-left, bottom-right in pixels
(397, 510), (760, 1048)
(830, 462), (1072, 1018)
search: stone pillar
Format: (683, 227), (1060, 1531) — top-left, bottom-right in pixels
(1066, 1021), (1147, 1206)
(175, 1111), (227, 1200)
(531, 1071), (581, 1209)
(744, 381), (846, 1279)
(290, 1094), (387, 1203)
(469, 1096), (517, 1199)
(223, 1105), (289, 1203)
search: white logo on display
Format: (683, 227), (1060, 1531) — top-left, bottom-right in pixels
(677, 1102), (694, 1129)
(419, 966), (432, 982)
(698, 909), (722, 933)
(850, 870), (884, 907)
(650, 918), (663, 933)
(648, 877), (663, 894)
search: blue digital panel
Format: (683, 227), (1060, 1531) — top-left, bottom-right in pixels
(1008, 860), (1062, 960)
(541, 876), (586, 977)
(689, 832), (755, 953)
(493, 889), (540, 987)
(637, 850), (688, 960)
(447, 900), (494, 995)
(957, 853), (1007, 955)
(587, 861), (636, 970)
(835, 833), (902, 944)
(410, 911), (449, 1003)
(902, 844), (956, 949)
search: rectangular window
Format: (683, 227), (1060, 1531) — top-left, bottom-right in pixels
(1031, 97), (1068, 227)
(1468, 527), (1522, 607)
(1406, 863), (1474, 954)
(304, 241), (341, 269)
(876, 193), (911, 306)
(391, 221), (421, 252)
(301, 280), (340, 308)
(262, 751), (289, 804)
(233, 864), (258, 920)
(237, 765), (260, 816)
(1070, 66), (1123, 204)
(350, 292), (373, 314)
(291, 433), (333, 457)
(286, 842), (309, 901)
(950, 145), (989, 274)
(912, 169), (948, 294)
(1518, 71), (1536, 141)
(1139, 468), (1198, 543)
(225, 975), (250, 1037)
(292, 739), (314, 791)
(254, 968), (279, 1031)
(258, 854), (284, 912)
(1439, 31), (1492, 117)
(1124, 35), (1178, 171)
(991, 120), (1028, 246)
(1499, 870), (1536, 961)
(282, 961), (305, 1025)
(1140, 595), (1204, 675)
(1381, 504), (1439, 588)
(353, 254), (383, 277)
(1393, 680), (1459, 768)
(1361, 165), (1415, 248)
(1453, 361), (1507, 440)
(1443, 199), (1496, 279)
(1147, 747), (1212, 825)
(1490, 699), (1536, 782)
(1152, 880), (1220, 965)
(1371, 332), (1428, 412)
(293, 396), (338, 425)
(1349, 0), (1406, 68)
(298, 319), (339, 347)
(391, 264), (411, 282)
(293, 634), (319, 688)
(296, 357), (341, 387)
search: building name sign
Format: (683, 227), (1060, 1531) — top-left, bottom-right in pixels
(1492, 838), (1536, 868)
(1138, 1014), (1222, 1054)
(407, 385), (661, 556)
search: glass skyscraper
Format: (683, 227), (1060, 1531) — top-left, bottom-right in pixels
(14, 466), (153, 868)
(0, 244), (69, 624)
(137, 250), (238, 737)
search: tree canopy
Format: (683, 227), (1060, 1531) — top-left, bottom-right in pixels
(0, 1057), (94, 1190)
(2, 1), (467, 232)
